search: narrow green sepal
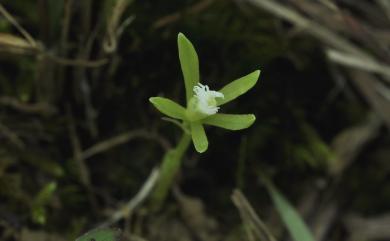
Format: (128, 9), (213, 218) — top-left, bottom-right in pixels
(149, 97), (187, 120)
(202, 113), (256, 130)
(217, 70), (260, 106)
(190, 122), (208, 153)
(178, 33), (200, 103)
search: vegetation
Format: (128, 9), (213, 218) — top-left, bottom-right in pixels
(0, 0), (389, 241)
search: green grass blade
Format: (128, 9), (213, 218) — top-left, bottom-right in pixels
(31, 182), (57, 225)
(75, 228), (121, 241)
(266, 183), (316, 241)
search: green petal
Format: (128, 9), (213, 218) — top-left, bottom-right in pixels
(178, 33), (200, 103)
(190, 122), (208, 153)
(217, 70), (260, 106)
(149, 97), (186, 120)
(203, 113), (256, 130)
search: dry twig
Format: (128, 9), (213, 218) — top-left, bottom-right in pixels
(329, 113), (382, 175)
(246, 0), (370, 58)
(345, 213), (390, 241)
(152, 0), (215, 29)
(66, 107), (98, 212)
(0, 97), (56, 115)
(81, 130), (170, 160)
(232, 189), (278, 241)
(0, 3), (37, 47)
(326, 49), (390, 81)
(0, 121), (24, 149)
(246, 0), (390, 131)
(98, 168), (160, 227)
(103, 0), (134, 53)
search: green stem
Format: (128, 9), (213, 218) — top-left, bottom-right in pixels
(150, 133), (191, 210)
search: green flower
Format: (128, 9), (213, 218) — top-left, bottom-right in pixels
(149, 33), (260, 153)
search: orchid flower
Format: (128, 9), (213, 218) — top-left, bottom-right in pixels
(149, 33), (260, 153)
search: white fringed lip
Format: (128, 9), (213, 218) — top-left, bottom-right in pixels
(193, 83), (224, 115)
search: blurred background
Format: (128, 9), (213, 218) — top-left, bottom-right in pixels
(0, 0), (389, 240)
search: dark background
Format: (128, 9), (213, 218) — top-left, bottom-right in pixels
(0, 0), (389, 240)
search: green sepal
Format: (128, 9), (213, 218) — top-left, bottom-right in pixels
(203, 113), (256, 130)
(178, 33), (200, 103)
(190, 122), (208, 153)
(217, 70), (260, 106)
(149, 97), (187, 120)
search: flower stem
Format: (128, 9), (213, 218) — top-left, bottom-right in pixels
(150, 132), (191, 211)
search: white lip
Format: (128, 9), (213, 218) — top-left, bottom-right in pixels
(193, 83), (224, 115)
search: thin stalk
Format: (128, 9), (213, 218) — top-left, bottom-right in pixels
(150, 133), (191, 211)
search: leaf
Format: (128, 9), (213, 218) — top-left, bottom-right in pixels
(149, 97), (187, 120)
(190, 122), (208, 153)
(265, 183), (316, 241)
(178, 33), (200, 103)
(75, 228), (121, 241)
(203, 114), (256, 130)
(217, 70), (260, 106)
(31, 182), (57, 225)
